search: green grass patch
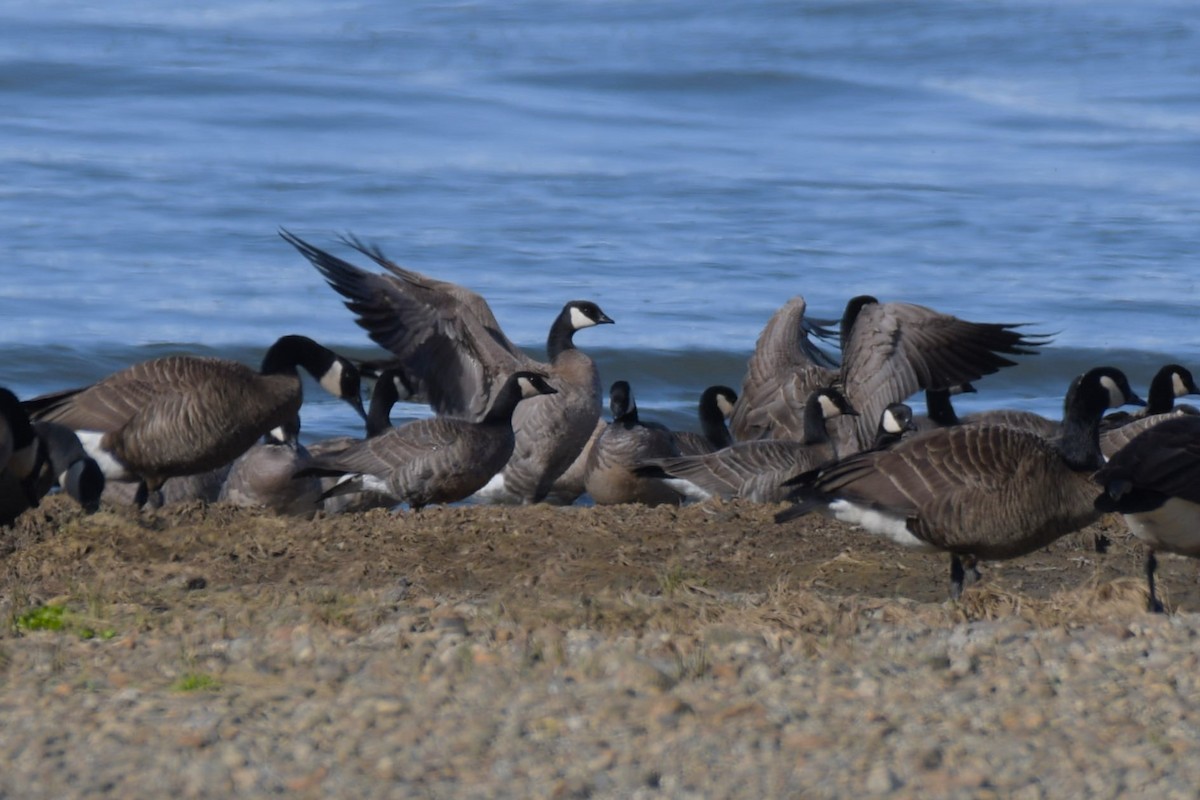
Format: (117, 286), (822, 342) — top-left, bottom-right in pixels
(13, 604), (118, 640)
(172, 672), (221, 692)
(16, 605), (67, 632)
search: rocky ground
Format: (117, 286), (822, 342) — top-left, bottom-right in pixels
(2, 496), (1200, 798)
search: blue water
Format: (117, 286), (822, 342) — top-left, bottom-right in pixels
(2, 1), (1198, 441)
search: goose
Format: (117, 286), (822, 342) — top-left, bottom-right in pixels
(729, 295), (1049, 454)
(1, 387), (42, 507)
(584, 381), (685, 506)
(298, 371), (557, 511)
(281, 230), (614, 505)
(1101, 364), (1200, 431)
(218, 419), (324, 517)
(0, 421), (105, 525)
(635, 387), (859, 504)
(776, 367), (1145, 599)
(23, 334), (366, 508)
(1094, 415), (1200, 612)
(673, 385), (738, 456)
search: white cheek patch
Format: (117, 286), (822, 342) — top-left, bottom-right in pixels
(882, 409), (904, 435)
(1173, 373), (1189, 398)
(828, 499), (936, 551)
(817, 393), (842, 419)
(1099, 375), (1124, 408)
(517, 376), (536, 398)
(393, 376), (411, 401)
(74, 430), (134, 481)
(716, 395), (735, 418)
(569, 306), (598, 330)
(266, 426), (289, 445)
(319, 360), (346, 397)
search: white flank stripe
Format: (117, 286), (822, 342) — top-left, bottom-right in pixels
(74, 430), (134, 481)
(828, 499), (935, 551)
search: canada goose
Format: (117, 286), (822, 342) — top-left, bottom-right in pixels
(1, 386), (44, 507)
(776, 367), (1145, 599)
(730, 295), (1048, 453)
(23, 334), (366, 508)
(673, 385), (738, 456)
(584, 381), (685, 507)
(298, 371), (557, 510)
(219, 420), (324, 517)
(281, 230), (614, 504)
(1094, 415), (1200, 612)
(0, 421), (105, 525)
(636, 387), (858, 504)
(1101, 364), (1200, 430)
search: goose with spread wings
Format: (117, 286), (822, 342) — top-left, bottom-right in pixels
(281, 230), (614, 505)
(730, 294), (1049, 455)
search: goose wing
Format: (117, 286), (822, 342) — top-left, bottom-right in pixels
(281, 230), (534, 421)
(730, 296), (839, 441)
(1097, 416), (1200, 503)
(838, 301), (1047, 451)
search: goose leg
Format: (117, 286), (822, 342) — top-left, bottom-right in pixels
(962, 554), (982, 586)
(950, 555), (965, 600)
(1146, 550), (1165, 614)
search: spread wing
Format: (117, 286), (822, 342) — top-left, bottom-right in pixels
(281, 230), (536, 421)
(730, 296), (839, 441)
(838, 301), (1048, 452)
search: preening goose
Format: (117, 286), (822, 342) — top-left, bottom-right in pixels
(218, 420), (324, 517)
(636, 387), (858, 504)
(776, 367), (1145, 599)
(673, 385), (738, 456)
(1, 387), (42, 507)
(1094, 414), (1200, 612)
(0, 420), (104, 525)
(281, 230), (613, 504)
(584, 381), (685, 506)
(730, 295), (1049, 454)
(299, 371), (557, 511)
(24, 335), (366, 508)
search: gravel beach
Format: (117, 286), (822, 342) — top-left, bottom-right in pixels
(2, 497), (1199, 798)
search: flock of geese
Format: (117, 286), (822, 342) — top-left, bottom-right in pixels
(3, 230), (1200, 611)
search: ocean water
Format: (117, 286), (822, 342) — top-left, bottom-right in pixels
(2, 1), (1198, 441)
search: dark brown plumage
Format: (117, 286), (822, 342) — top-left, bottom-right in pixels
(300, 371), (557, 511)
(778, 367), (1144, 599)
(281, 230), (613, 504)
(1095, 414), (1200, 612)
(24, 335), (365, 507)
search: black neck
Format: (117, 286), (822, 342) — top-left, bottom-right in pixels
(546, 311), (579, 361)
(260, 335), (334, 378)
(801, 394), (834, 446)
(366, 376), (401, 437)
(924, 388), (960, 426)
(1056, 378), (1107, 470)
(482, 378), (526, 425)
(699, 397), (732, 449)
(1147, 369), (1178, 415)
